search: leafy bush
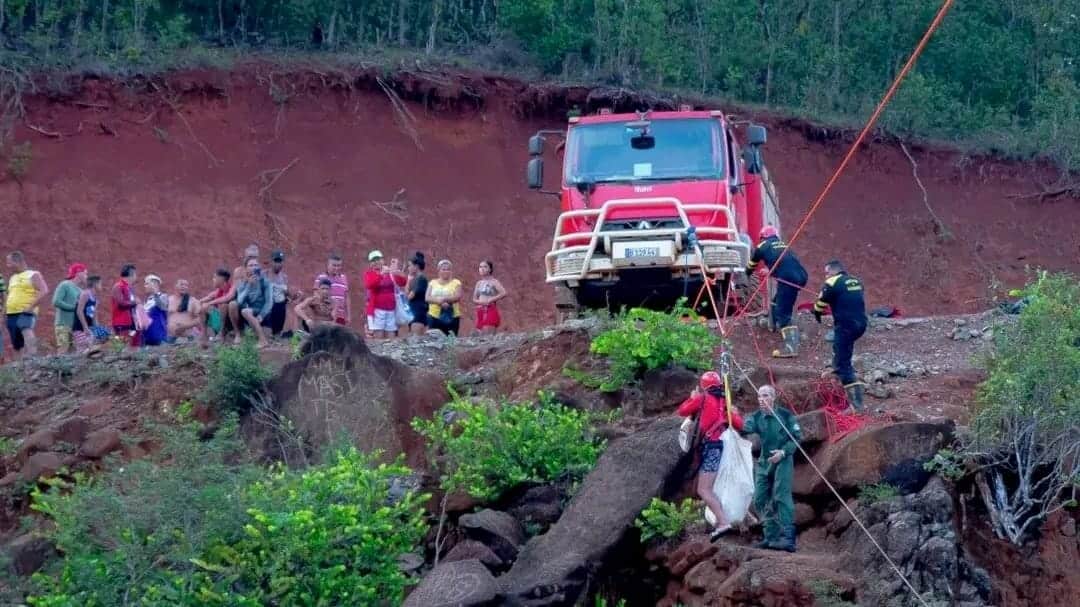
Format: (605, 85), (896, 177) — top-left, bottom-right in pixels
(28, 424), (429, 607)
(205, 340), (272, 413)
(961, 271), (1080, 544)
(806, 579), (855, 607)
(579, 301), (719, 391)
(28, 418), (258, 606)
(634, 497), (701, 542)
(923, 448), (966, 482)
(413, 389), (604, 501)
(0, 436), (16, 457)
(193, 449), (429, 606)
(857, 483), (899, 505)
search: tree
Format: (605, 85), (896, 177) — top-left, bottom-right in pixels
(961, 272), (1080, 545)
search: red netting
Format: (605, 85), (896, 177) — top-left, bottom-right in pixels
(814, 378), (869, 441)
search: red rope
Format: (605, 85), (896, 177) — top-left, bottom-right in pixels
(731, 0), (958, 323)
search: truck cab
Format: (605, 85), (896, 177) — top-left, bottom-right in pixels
(527, 108), (778, 318)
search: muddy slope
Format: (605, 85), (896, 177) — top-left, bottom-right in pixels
(3, 65), (1079, 334)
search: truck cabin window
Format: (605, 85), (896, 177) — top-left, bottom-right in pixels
(566, 119), (724, 185)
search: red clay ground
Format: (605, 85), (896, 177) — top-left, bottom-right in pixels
(2, 64), (1079, 340)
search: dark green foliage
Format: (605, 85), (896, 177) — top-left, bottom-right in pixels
(0, 2), (1077, 167)
(413, 388), (603, 501)
(204, 339), (272, 413)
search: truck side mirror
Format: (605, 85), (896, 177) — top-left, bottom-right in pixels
(747, 124), (767, 146)
(742, 147), (764, 175)
(528, 134), (545, 156)
(527, 157), (544, 189)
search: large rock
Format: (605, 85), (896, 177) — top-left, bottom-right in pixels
(16, 429), (56, 462)
(5, 534), (55, 576)
(403, 559), (499, 607)
(625, 367), (699, 416)
(671, 542), (857, 607)
(266, 326), (447, 465)
(793, 422), (952, 496)
(21, 452), (63, 482)
(507, 484), (565, 530)
(443, 540), (505, 571)
(796, 409), (830, 444)
(54, 416), (90, 445)
(80, 428), (122, 458)
(498, 417), (686, 605)
(832, 476), (992, 606)
(459, 509), (524, 563)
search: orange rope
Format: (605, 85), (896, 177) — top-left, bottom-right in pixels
(732, 0), (958, 322)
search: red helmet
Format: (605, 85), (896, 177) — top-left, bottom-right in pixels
(759, 225), (779, 239)
(699, 371), (723, 391)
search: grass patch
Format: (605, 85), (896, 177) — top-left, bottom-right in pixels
(858, 482), (900, 505)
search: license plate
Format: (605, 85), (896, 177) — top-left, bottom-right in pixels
(625, 247), (661, 258)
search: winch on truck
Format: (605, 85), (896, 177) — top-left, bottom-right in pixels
(526, 106), (780, 321)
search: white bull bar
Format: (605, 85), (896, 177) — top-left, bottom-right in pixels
(544, 197), (750, 283)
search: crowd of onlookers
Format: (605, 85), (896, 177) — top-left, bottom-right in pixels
(0, 245), (508, 362)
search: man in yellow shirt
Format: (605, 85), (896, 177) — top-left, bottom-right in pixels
(5, 251), (50, 359)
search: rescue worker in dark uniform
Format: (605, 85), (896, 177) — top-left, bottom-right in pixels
(813, 260), (868, 413)
(741, 384), (801, 552)
(747, 225), (808, 358)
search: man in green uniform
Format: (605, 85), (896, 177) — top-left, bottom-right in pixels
(741, 384), (801, 552)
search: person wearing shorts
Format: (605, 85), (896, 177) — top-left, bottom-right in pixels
(363, 250), (407, 339)
(315, 253), (350, 326)
(52, 263), (88, 354)
(111, 264), (138, 346)
(230, 256), (273, 346)
(5, 251), (50, 359)
(295, 278), (336, 332)
(74, 275), (105, 352)
(473, 260), (507, 335)
(199, 268), (234, 344)
(677, 371), (744, 541)
(425, 259), (463, 336)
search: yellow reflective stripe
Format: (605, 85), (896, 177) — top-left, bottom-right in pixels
(825, 275), (841, 286)
(814, 301), (828, 311)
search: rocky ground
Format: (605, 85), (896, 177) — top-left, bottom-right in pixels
(1, 308), (1076, 606)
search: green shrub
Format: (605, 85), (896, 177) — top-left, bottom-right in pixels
(205, 340), (272, 413)
(923, 448), (966, 482)
(634, 497), (701, 542)
(413, 389), (604, 501)
(0, 436), (16, 457)
(806, 579), (855, 607)
(28, 418), (258, 606)
(858, 482), (899, 505)
(580, 301), (719, 391)
(191, 449), (429, 606)
(963, 271), (1080, 544)
(28, 424), (429, 607)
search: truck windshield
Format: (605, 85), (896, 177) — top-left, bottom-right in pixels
(565, 118), (723, 185)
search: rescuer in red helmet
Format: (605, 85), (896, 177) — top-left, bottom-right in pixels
(677, 370), (745, 540)
(747, 225), (808, 358)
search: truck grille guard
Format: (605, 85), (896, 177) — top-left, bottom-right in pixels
(544, 197), (750, 283)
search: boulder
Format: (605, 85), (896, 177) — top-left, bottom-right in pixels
(459, 509), (525, 563)
(626, 367), (699, 416)
(5, 534), (55, 576)
(795, 409), (829, 444)
(402, 559), (499, 607)
(21, 452), (63, 482)
(498, 417), (686, 605)
(835, 476), (992, 606)
(16, 429), (56, 462)
(77, 396), (114, 417)
(794, 502), (816, 527)
(443, 540), (505, 571)
(672, 542), (856, 607)
(80, 428), (122, 459)
(793, 422), (952, 496)
(267, 326), (447, 466)
(54, 416), (90, 445)
(507, 484), (564, 530)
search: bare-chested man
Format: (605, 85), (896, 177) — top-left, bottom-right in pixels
(168, 279), (202, 340)
(294, 277), (336, 332)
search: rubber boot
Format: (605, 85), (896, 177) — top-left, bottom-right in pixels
(844, 382), (865, 413)
(774, 525), (797, 553)
(772, 326), (799, 358)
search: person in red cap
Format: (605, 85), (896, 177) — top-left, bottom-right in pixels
(677, 370), (745, 540)
(747, 225), (808, 358)
(52, 263), (88, 354)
